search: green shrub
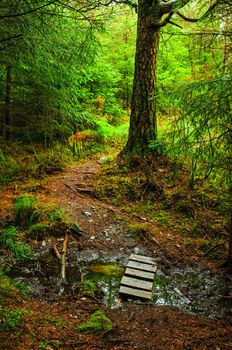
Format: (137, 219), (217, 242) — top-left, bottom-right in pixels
(14, 194), (38, 228)
(0, 226), (33, 260)
(35, 145), (73, 175)
(75, 311), (113, 335)
(0, 153), (23, 183)
(47, 208), (71, 235)
(0, 307), (25, 331)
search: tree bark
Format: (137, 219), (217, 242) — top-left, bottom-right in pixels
(3, 65), (12, 141)
(123, 1), (161, 154)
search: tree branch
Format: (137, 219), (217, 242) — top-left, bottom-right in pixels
(0, 0), (58, 18)
(176, 0), (221, 23)
(160, 1), (177, 15)
(159, 11), (174, 27)
(0, 34), (23, 43)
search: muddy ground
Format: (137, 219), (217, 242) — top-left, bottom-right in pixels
(0, 156), (232, 350)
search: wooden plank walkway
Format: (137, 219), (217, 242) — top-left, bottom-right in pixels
(119, 254), (157, 300)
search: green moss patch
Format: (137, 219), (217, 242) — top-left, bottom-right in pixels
(75, 311), (113, 335)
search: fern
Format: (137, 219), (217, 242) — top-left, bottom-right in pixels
(14, 194), (39, 228)
(0, 226), (33, 260)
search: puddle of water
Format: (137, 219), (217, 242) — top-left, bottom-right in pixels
(8, 252), (232, 320)
(83, 263), (124, 308)
(152, 268), (232, 319)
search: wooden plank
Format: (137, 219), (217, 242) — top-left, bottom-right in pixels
(125, 267), (155, 281)
(121, 276), (153, 291)
(119, 286), (152, 300)
(127, 260), (157, 273)
(130, 254), (155, 264)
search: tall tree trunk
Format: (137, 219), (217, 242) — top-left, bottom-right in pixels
(4, 65), (12, 141)
(227, 210), (232, 265)
(124, 1), (160, 154)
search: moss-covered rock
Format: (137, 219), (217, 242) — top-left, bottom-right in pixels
(75, 310), (113, 335)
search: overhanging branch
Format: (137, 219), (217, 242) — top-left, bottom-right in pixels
(176, 0), (221, 23)
(0, 0), (58, 18)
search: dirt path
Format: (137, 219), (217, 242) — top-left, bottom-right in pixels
(1, 156), (232, 350)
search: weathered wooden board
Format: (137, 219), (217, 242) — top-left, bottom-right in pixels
(119, 286), (152, 300)
(130, 254), (155, 265)
(125, 267), (155, 281)
(127, 260), (157, 273)
(121, 276), (153, 291)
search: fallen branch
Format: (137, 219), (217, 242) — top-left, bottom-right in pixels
(64, 183), (80, 194)
(204, 243), (225, 257)
(52, 243), (61, 260)
(211, 291), (232, 299)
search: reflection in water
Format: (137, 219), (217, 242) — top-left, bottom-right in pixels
(84, 264), (124, 308)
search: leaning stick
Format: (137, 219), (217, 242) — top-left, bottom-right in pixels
(61, 232), (68, 281)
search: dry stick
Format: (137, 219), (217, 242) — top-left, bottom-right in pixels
(61, 232), (68, 281)
(211, 291), (232, 299)
(204, 243), (225, 257)
(64, 183), (86, 198)
(52, 243), (61, 260)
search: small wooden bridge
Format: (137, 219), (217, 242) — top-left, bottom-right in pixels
(119, 253), (157, 300)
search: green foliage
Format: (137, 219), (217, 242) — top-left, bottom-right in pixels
(0, 269), (30, 299)
(168, 74), (231, 190)
(0, 226), (33, 260)
(39, 340), (60, 350)
(75, 311), (113, 335)
(35, 145), (73, 175)
(0, 270), (18, 297)
(0, 307), (25, 331)
(47, 208), (72, 236)
(29, 223), (50, 239)
(78, 280), (98, 297)
(96, 117), (128, 141)
(0, 152), (22, 183)
(47, 208), (70, 225)
(14, 194), (38, 228)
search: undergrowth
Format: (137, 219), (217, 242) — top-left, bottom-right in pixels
(95, 155), (227, 257)
(0, 119), (128, 184)
(0, 226), (33, 260)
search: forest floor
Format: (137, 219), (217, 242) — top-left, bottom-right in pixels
(1, 153), (232, 350)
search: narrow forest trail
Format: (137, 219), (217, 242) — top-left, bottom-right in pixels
(38, 156), (205, 266)
(1, 155), (232, 350)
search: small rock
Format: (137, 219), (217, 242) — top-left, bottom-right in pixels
(41, 240), (46, 247)
(133, 246), (140, 254)
(90, 235), (95, 240)
(88, 219), (93, 223)
(83, 211), (92, 216)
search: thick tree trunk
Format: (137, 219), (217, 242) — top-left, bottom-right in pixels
(3, 65), (12, 141)
(124, 1), (160, 154)
(228, 211), (232, 265)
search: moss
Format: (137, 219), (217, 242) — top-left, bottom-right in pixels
(75, 311), (113, 335)
(29, 223), (50, 239)
(87, 264), (124, 276)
